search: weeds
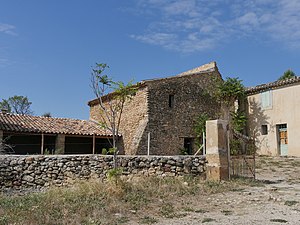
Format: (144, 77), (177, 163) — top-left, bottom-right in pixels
(202, 218), (216, 223)
(284, 200), (298, 206)
(270, 218), (288, 223)
(139, 216), (158, 224)
(160, 203), (175, 218)
(221, 210), (233, 215)
(195, 209), (208, 213)
(0, 176), (259, 224)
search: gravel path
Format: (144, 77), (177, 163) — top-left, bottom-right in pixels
(154, 157), (300, 225)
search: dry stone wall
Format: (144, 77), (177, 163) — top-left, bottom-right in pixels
(0, 155), (206, 191)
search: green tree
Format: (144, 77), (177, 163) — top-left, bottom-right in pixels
(42, 112), (52, 117)
(215, 77), (245, 122)
(215, 77), (249, 155)
(0, 95), (33, 115)
(278, 69), (296, 81)
(90, 63), (137, 168)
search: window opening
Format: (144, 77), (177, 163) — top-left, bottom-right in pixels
(261, 125), (268, 135)
(169, 94), (174, 108)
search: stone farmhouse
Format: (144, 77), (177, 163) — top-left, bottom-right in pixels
(88, 62), (222, 155)
(246, 77), (300, 157)
(0, 112), (112, 154)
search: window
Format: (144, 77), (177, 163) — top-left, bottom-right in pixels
(261, 90), (272, 109)
(169, 94), (174, 108)
(261, 125), (268, 135)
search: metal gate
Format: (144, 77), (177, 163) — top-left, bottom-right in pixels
(229, 132), (256, 179)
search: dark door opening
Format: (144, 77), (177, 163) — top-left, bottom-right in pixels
(184, 138), (193, 155)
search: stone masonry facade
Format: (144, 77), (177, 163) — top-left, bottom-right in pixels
(89, 85), (149, 155)
(89, 62), (222, 155)
(0, 155), (206, 191)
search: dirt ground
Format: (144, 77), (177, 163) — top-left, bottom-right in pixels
(144, 156), (300, 225)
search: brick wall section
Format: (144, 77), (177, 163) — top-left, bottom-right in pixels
(145, 71), (221, 155)
(90, 86), (149, 155)
(0, 155), (206, 191)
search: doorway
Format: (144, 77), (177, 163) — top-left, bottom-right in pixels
(184, 138), (193, 155)
(277, 124), (288, 156)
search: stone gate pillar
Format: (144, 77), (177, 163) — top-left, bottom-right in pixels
(206, 120), (229, 181)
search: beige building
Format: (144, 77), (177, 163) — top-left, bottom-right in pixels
(89, 62), (222, 155)
(246, 77), (300, 157)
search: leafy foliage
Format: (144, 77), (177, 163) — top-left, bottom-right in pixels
(278, 69), (296, 81)
(215, 77), (245, 107)
(231, 110), (247, 133)
(0, 95), (33, 115)
(42, 112), (51, 117)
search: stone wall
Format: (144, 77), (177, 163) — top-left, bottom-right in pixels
(0, 155), (206, 190)
(88, 63), (222, 156)
(89, 86), (149, 155)
(146, 70), (222, 155)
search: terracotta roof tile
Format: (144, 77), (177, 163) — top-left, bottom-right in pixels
(246, 76), (300, 95)
(0, 113), (112, 137)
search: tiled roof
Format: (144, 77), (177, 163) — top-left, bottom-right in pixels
(246, 76), (300, 95)
(0, 112), (112, 137)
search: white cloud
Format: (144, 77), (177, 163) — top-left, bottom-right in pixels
(0, 58), (14, 68)
(131, 0), (300, 52)
(0, 23), (17, 36)
(131, 33), (177, 47)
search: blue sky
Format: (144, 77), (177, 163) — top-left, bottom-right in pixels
(1, 0), (300, 119)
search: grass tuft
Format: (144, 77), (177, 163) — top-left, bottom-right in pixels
(0, 176), (259, 224)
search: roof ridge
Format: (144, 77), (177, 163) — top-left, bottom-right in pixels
(176, 61), (217, 76)
(0, 112), (112, 136)
(246, 76), (300, 94)
(0, 112), (89, 122)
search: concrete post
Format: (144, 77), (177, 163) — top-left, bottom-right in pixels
(55, 134), (65, 154)
(206, 120), (229, 181)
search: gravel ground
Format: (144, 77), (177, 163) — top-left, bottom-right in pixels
(147, 157), (300, 225)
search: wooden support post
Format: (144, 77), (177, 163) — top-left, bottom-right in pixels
(203, 131), (206, 155)
(41, 133), (44, 155)
(92, 133), (95, 154)
(147, 132), (150, 156)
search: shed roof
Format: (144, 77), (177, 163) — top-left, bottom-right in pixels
(246, 76), (300, 95)
(0, 112), (112, 137)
